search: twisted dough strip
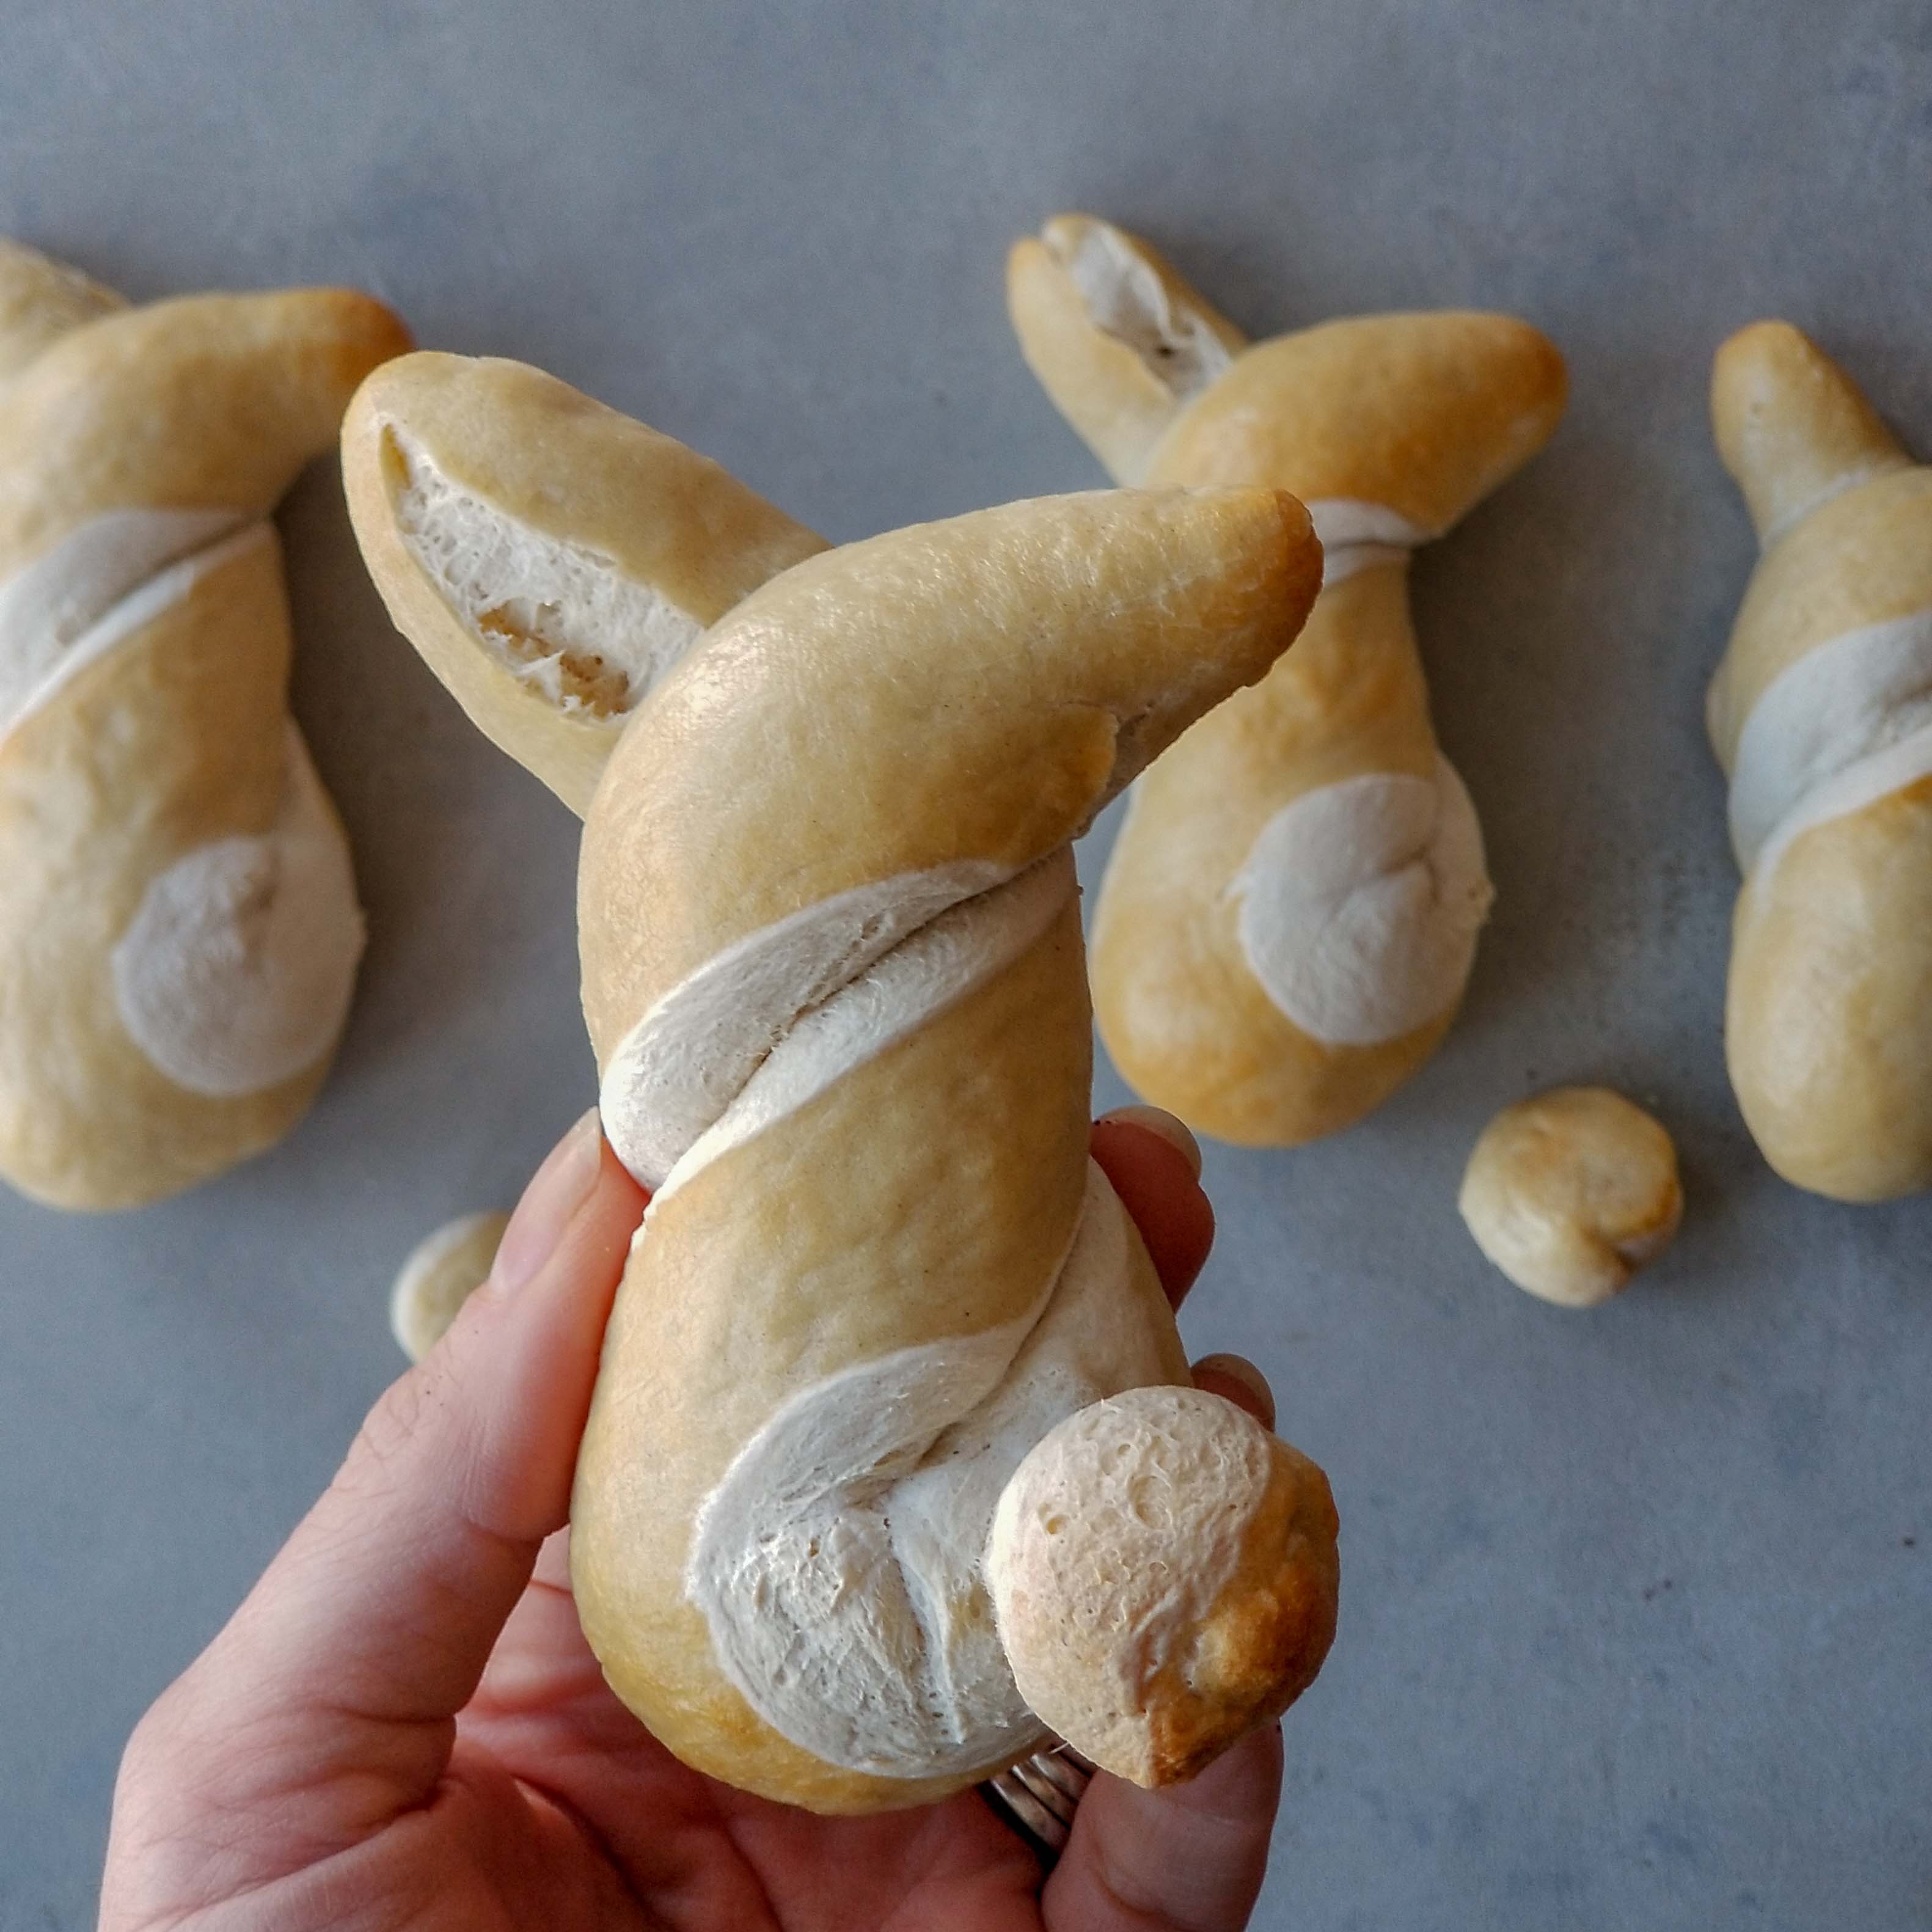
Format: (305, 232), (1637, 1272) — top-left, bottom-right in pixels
(344, 353), (1340, 1811)
(1707, 323), (1932, 1201)
(1008, 216), (1566, 1145)
(0, 240), (408, 1209)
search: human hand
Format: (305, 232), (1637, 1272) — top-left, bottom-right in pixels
(100, 1105), (1287, 1932)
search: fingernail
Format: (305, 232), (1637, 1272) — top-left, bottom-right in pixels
(1099, 1103), (1203, 1180)
(1192, 1352), (1276, 1430)
(489, 1109), (604, 1296)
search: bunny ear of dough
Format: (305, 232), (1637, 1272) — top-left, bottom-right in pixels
(1712, 320), (1911, 547)
(1, 287), (412, 577)
(1007, 214), (1249, 484)
(1142, 310), (1568, 533)
(0, 238), (125, 382)
(342, 353), (829, 816)
(579, 485), (1322, 1078)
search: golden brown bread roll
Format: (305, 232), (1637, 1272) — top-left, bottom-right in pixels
(1458, 1086), (1683, 1307)
(1008, 214), (1567, 1145)
(0, 239), (409, 1210)
(1707, 322), (1932, 1201)
(344, 349), (1340, 1811)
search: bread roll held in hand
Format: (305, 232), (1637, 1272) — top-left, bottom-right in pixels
(0, 240), (409, 1210)
(1008, 215), (1567, 1146)
(343, 350), (1339, 1811)
(1706, 323), (1932, 1202)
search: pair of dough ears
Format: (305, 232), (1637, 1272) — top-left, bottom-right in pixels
(342, 354), (830, 816)
(1711, 320), (1915, 545)
(342, 354), (1325, 822)
(1, 236), (413, 532)
(1006, 213), (1569, 530)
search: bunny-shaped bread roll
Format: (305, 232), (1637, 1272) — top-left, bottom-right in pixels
(1008, 216), (1566, 1145)
(0, 240), (409, 1210)
(1707, 323), (1932, 1201)
(345, 352), (1340, 1810)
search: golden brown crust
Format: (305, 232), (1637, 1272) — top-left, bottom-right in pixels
(0, 541), (334, 1208)
(1008, 216), (1564, 1147)
(1729, 777), (1932, 1201)
(1707, 322), (1932, 1201)
(577, 486), (1320, 1063)
(0, 255), (408, 1209)
(341, 353), (828, 815)
(1458, 1086), (1683, 1306)
(1141, 310), (1567, 527)
(1711, 320), (1910, 546)
(1090, 568), (1455, 1144)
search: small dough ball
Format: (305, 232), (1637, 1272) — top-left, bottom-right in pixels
(1458, 1086), (1682, 1307)
(388, 1210), (510, 1361)
(988, 1385), (1339, 1788)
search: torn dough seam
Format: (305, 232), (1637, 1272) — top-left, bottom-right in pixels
(388, 426), (705, 720)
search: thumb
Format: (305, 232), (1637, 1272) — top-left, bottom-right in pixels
(1044, 1726), (1283, 1932)
(149, 1110), (646, 1823)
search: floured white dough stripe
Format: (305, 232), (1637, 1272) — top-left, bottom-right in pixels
(390, 427), (704, 717)
(1235, 755), (1491, 1045)
(1751, 719), (1932, 890)
(1731, 606), (1932, 874)
(600, 858), (1012, 1187)
(1054, 219), (1234, 405)
(112, 723), (364, 1096)
(1306, 498), (1429, 589)
(686, 1161), (1174, 1778)
(651, 855), (1075, 1204)
(0, 508), (260, 741)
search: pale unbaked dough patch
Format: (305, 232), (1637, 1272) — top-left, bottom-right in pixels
(1234, 755), (1491, 1045)
(1730, 604), (1932, 874)
(0, 510), (260, 741)
(390, 428), (703, 717)
(685, 1161), (1173, 1777)
(112, 725), (364, 1097)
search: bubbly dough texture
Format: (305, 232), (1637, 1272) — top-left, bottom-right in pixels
(111, 725), (365, 1097)
(1234, 756), (1491, 1045)
(389, 1209), (510, 1361)
(989, 1385), (1341, 1787)
(1458, 1085), (1683, 1307)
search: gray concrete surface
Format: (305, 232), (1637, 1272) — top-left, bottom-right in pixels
(2, 1), (1928, 1925)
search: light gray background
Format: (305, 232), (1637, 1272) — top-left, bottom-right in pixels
(2, 2), (1928, 1926)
